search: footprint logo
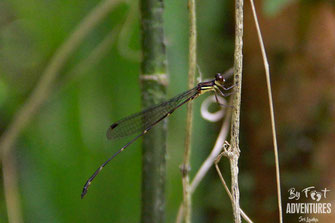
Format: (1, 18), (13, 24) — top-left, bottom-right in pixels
(311, 191), (322, 202)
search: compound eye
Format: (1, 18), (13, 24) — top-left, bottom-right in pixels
(215, 73), (225, 82)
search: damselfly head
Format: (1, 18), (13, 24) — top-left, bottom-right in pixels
(215, 73), (225, 83)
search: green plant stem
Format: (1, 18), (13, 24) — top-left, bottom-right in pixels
(139, 0), (168, 222)
(181, 0), (197, 222)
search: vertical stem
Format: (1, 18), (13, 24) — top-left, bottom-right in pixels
(139, 0), (168, 222)
(248, 1), (283, 222)
(230, 0), (244, 222)
(182, 0), (197, 222)
(3, 153), (23, 223)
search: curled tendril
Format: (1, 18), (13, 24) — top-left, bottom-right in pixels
(201, 95), (226, 122)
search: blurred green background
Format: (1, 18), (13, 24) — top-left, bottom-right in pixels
(1, 0), (335, 222)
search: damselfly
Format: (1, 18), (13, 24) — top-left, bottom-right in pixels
(81, 72), (235, 198)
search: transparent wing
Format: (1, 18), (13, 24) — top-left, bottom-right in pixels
(106, 86), (198, 140)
